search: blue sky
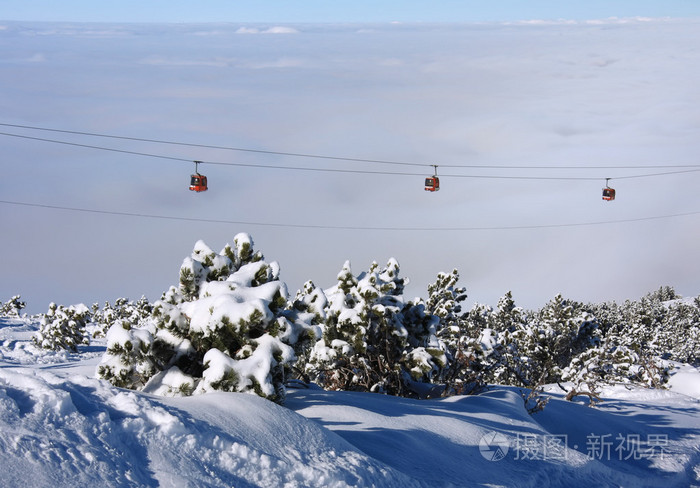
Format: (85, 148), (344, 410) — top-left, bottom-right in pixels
(2, 0), (700, 23)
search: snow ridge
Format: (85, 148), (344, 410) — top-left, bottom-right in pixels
(0, 365), (413, 487)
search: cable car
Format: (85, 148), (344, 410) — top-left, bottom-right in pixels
(189, 161), (208, 192)
(602, 178), (615, 201)
(425, 176), (440, 192)
(602, 187), (615, 201)
(190, 174), (208, 192)
(425, 165), (440, 192)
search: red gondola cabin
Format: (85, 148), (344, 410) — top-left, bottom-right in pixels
(190, 174), (208, 192)
(602, 187), (615, 201)
(425, 176), (440, 192)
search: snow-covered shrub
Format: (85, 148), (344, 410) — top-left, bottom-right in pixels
(91, 296), (153, 338)
(0, 295), (26, 317)
(423, 270), (490, 396)
(97, 233), (316, 404)
(476, 294), (599, 388)
(289, 280), (327, 380)
(94, 297), (157, 388)
(563, 341), (638, 387)
(98, 319), (156, 389)
(560, 289), (690, 392)
(620, 296), (667, 355)
(308, 259), (440, 397)
(640, 295), (700, 366)
(509, 295), (599, 385)
(427, 270), (467, 354)
(562, 339), (669, 390)
(33, 302), (91, 352)
(475, 293), (530, 387)
(659, 297), (700, 365)
(426, 269), (467, 334)
(492, 292), (526, 334)
(587, 287), (699, 367)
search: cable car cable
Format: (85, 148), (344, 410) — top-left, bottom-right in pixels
(0, 123), (431, 169)
(0, 131), (433, 177)
(2, 122), (700, 171)
(3, 199), (700, 232)
(0, 131), (193, 163)
(2, 130), (700, 182)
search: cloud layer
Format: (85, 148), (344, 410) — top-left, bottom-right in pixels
(1, 19), (699, 312)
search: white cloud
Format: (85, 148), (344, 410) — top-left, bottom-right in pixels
(505, 16), (674, 26)
(235, 26), (299, 35)
(264, 26), (299, 34)
(235, 26), (259, 34)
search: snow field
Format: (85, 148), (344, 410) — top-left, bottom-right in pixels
(2, 317), (700, 487)
(0, 355), (412, 487)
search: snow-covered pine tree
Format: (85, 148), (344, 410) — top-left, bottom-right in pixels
(422, 270), (487, 395)
(400, 293), (444, 396)
(0, 295), (26, 317)
(93, 297), (156, 389)
(659, 297), (700, 365)
(492, 291), (525, 333)
(355, 260), (409, 394)
(649, 285), (680, 302)
(33, 302), (91, 352)
(289, 280), (327, 381)
(562, 336), (669, 391)
(91, 296), (153, 338)
(619, 293), (667, 355)
(528, 294), (599, 383)
(97, 233), (316, 403)
(562, 288), (700, 393)
(308, 260), (365, 390)
(426, 269), (467, 337)
(474, 292), (531, 387)
(587, 287), (698, 368)
(585, 299), (622, 339)
(637, 290), (700, 366)
(498, 294), (598, 386)
(309, 259), (441, 397)
(563, 340), (637, 388)
(98, 317), (156, 389)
